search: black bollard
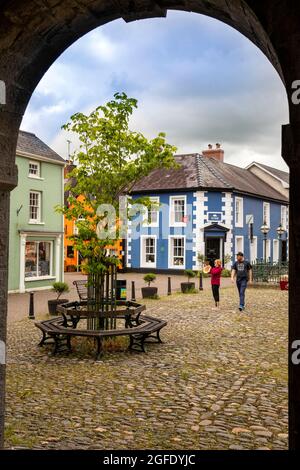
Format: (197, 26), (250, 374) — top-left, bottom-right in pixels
(131, 281), (136, 302)
(28, 291), (35, 319)
(167, 277), (172, 295)
(199, 272), (203, 291)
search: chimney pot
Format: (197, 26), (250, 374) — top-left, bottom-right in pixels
(202, 142), (224, 162)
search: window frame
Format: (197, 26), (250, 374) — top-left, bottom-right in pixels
(250, 236), (258, 263)
(73, 215), (85, 235)
(144, 197), (160, 228)
(263, 201), (270, 227)
(168, 235), (186, 269)
(281, 205), (287, 231)
(273, 239), (279, 263)
(24, 240), (53, 281)
(28, 160), (41, 178)
(263, 238), (271, 262)
(169, 195), (187, 227)
(235, 196), (244, 228)
(29, 190), (41, 223)
(140, 235), (157, 268)
(235, 235), (244, 256)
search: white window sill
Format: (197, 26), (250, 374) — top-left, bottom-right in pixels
(28, 176), (44, 181)
(28, 221), (45, 225)
(25, 276), (55, 282)
(169, 265), (185, 270)
(141, 264), (156, 269)
(235, 223), (244, 228)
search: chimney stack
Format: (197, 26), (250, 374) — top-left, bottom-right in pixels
(64, 160), (76, 178)
(202, 143), (224, 162)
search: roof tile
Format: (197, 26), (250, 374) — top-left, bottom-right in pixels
(132, 153), (288, 203)
(17, 130), (65, 164)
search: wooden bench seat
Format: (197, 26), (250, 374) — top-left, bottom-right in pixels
(57, 301), (145, 329)
(35, 314), (167, 359)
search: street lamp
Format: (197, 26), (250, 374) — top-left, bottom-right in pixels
(260, 220), (270, 262)
(276, 222), (286, 265)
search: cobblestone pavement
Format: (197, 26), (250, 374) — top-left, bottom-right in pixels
(8, 271), (231, 323)
(5, 286), (288, 450)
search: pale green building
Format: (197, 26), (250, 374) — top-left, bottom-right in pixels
(8, 131), (65, 293)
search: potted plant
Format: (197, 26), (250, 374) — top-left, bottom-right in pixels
(48, 282), (70, 315)
(181, 269), (197, 293)
(279, 274), (289, 291)
(141, 273), (158, 298)
(67, 264), (76, 273)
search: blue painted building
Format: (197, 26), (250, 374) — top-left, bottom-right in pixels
(127, 145), (289, 272)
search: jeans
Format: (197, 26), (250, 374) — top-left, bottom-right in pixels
(236, 278), (248, 306)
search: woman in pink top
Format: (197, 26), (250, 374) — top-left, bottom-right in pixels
(210, 259), (223, 308)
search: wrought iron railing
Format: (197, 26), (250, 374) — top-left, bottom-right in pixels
(252, 259), (289, 284)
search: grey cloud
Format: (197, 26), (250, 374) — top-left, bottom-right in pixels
(22, 11), (289, 171)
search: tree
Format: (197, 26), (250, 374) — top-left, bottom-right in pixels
(57, 93), (177, 316)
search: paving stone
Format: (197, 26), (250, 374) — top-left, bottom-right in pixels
(4, 287), (288, 450)
(253, 430), (273, 438)
(199, 420), (213, 426)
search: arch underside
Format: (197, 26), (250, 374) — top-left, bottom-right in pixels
(0, 0), (285, 117)
(1, 0), (300, 451)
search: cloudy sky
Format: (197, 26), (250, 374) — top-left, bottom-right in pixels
(21, 11), (289, 171)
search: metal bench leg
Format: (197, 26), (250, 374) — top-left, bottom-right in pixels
(129, 334), (147, 353)
(95, 337), (103, 360)
(140, 334), (147, 353)
(38, 331), (46, 347)
(53, 335), (60, 355)
(67, 335), (72, 352)
(156, 329), (163, 343)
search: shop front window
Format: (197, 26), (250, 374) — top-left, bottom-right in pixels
(25, 241), (51, 278)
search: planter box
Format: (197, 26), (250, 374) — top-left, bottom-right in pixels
(279, 280), (289, 291)
(181, 282), (195, 293)
(141, 287), (158, 299)
(48, 299), (69, 315)
(66, 265), (76, 272)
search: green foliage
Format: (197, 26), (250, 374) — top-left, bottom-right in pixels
(57, 92), (177, 276)
(224, 254), (232, 266)
(221, 269), (231, 277)
(52, 282), (69, 299)
(197, 253), (206, 270)
(184, 269), (197, 282)
(148, 294), (160, 300)
(184, 287), (197, 294)
(143, 273), (156, 286)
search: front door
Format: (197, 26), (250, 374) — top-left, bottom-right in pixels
(205, 238), (220, 266)
(281, 240), (287, 262)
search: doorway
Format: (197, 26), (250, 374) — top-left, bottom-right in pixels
(281, 240), (288, 263)
(205, 238), (220, 266)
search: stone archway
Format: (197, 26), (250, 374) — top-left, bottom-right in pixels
(1, 0), (300, 449)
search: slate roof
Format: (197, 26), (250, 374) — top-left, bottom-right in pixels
(251, 162), (289, 184)
(132, 153), (289, 203)
(17, 130), (65, 164)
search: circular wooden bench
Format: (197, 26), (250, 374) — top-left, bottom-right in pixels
(35, 312), (167, 360)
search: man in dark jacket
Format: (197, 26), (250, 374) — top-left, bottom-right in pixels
(231, 252), (253, 311)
